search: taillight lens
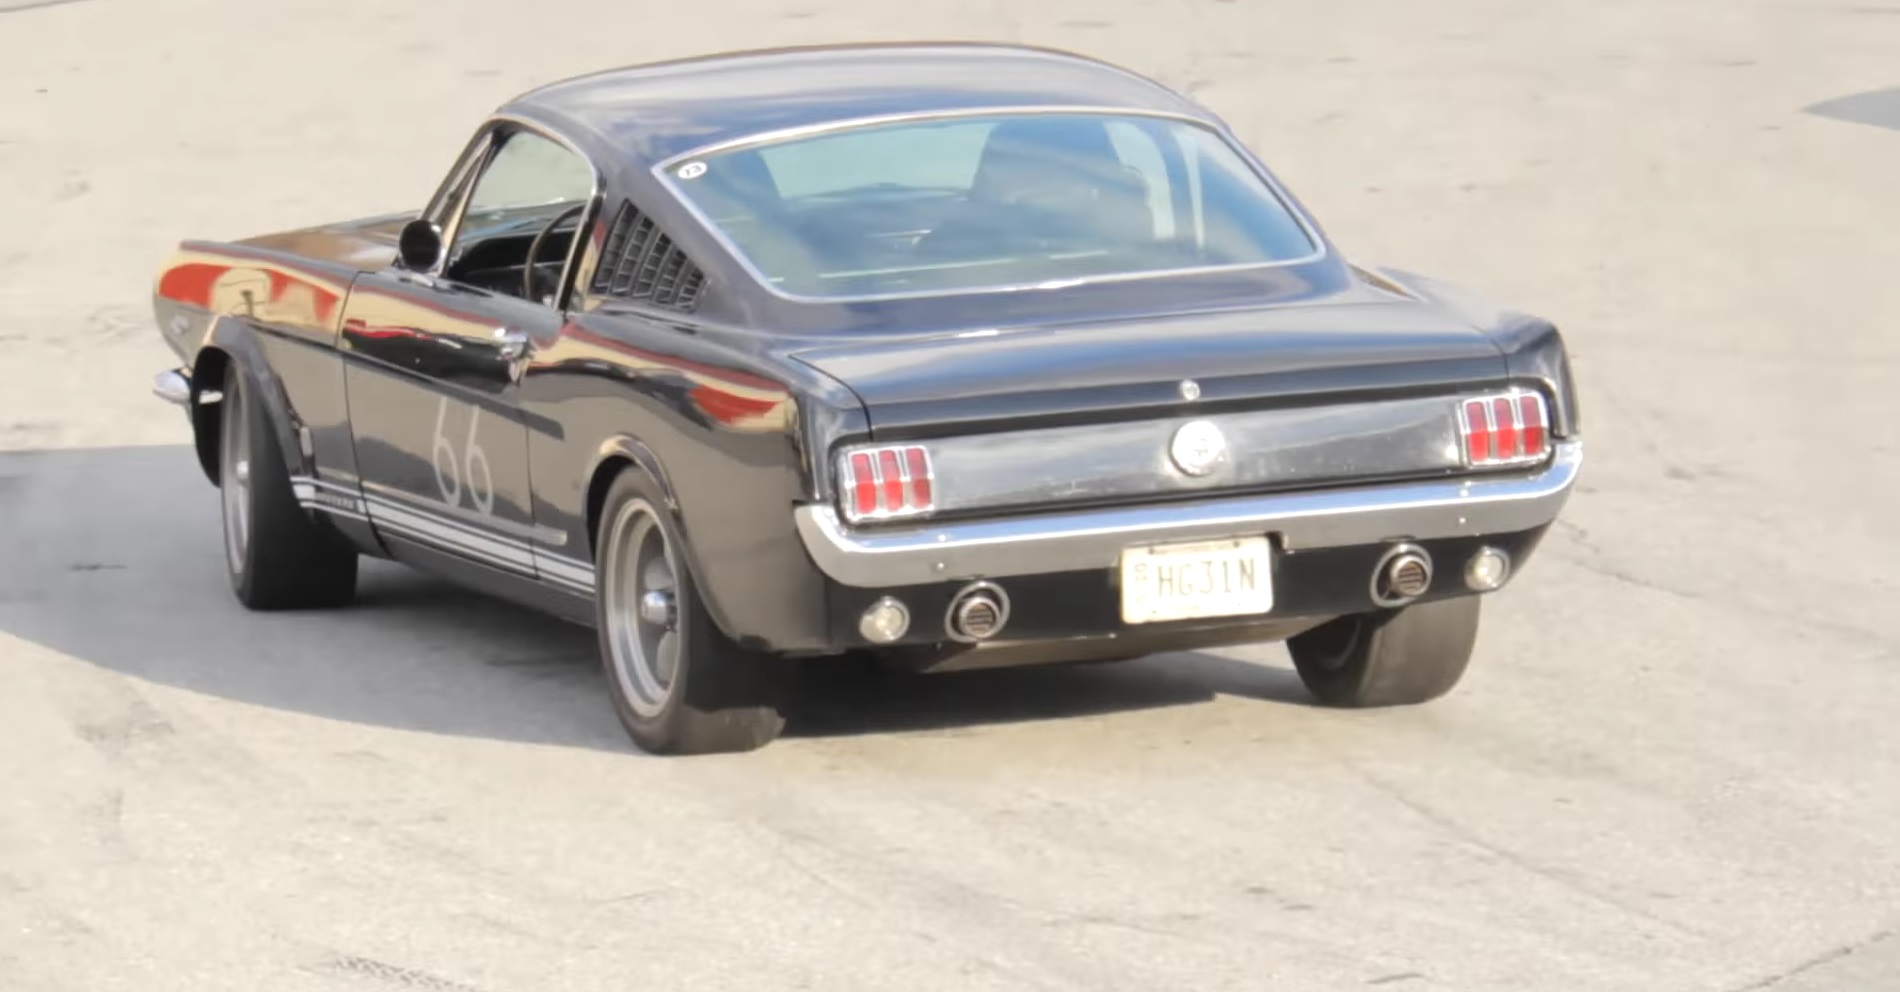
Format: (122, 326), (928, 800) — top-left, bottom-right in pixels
(837, 444), (935, 522)
(1458, 390), (1551, 467)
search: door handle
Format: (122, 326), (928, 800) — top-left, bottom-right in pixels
(493, 327), (529, 360)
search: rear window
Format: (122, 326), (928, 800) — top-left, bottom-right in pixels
(660, 112), (1319, 300)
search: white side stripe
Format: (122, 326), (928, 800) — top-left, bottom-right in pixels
(369, 502), (536, 570)
(290, 476), (596, 591)
(534, 551), (596, 586)
(304, 504), (371, 524)
(291, 477), (368, 516)
(361, 491), (535, 550)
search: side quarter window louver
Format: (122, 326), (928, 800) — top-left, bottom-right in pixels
(588, 201), (707, 312)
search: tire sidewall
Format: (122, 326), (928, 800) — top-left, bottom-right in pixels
(1288, 609), (1387, 704)
(214, 359), (356, 610)
(1289, 595), (1481, 707)
(593, 468), (695, 745)
(220, 363), (260, 600)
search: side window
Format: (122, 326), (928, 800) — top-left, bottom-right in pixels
(463, 130), (594, 217)
(442, 127), (596, 301)
(1106, 122), (1174, 238)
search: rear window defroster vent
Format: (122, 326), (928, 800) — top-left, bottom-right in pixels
(590, 201), (706, 312)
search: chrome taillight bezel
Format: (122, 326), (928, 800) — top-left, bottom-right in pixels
(1457, 389), (1552, 468)
(836, 444), (936, 524)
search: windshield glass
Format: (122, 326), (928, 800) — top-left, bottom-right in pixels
(662, 112), (1319, 300)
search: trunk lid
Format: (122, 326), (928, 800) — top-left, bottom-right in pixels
(786, 300), (1507, 437)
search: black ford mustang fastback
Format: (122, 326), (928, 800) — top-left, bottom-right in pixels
(148, 43), (1583, 754)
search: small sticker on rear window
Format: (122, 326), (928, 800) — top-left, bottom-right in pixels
(677, 161), (707, 179)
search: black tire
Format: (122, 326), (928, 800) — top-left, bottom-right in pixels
(217, 363), (358, 610)
(1287, 595), (1481, 707)
(592, 467), (789, 755)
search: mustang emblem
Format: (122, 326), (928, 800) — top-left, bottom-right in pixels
(1169, 420), (1227, 477)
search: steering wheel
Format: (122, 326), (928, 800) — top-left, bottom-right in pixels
(523, 203), (588, 303)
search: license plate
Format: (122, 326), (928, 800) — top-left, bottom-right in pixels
(1119, 536), (1274, 624)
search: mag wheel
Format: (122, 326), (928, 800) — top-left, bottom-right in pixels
(1288, 595), (1481, 707)
(217, 363), (358, 610)
(594, 468), (788, 755)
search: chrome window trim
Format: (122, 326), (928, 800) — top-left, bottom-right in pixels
(794, 440), (1583, 588)
(433, 112), (605, 313)
(647, 105), (1332, 305)
(422, 129), (496, 230)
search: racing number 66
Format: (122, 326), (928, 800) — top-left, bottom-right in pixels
(431, 395), (495, 516)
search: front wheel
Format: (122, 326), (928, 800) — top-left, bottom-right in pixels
(217, 363), (358, 610)
(1287, 596), (1481, 707)
(593, 468), (789, 755)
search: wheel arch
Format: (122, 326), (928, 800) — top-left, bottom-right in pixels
(583, 435), (680, 560)
(188, 346), (231, 485)
(187, 320), (307, 489)
(582, 436), (752, 645)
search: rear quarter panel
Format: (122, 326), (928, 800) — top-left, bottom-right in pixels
(521, 308), (867, 653)
(1368, 265), (1582, 437)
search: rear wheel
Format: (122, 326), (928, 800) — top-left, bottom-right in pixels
(1288, 596), (1480, 707)
(594, 468), (789, 754)
(218, 363), (358, 610)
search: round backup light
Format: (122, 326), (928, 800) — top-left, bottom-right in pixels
(859, 597), (911, 644)
(1465, 548), (1511, 591)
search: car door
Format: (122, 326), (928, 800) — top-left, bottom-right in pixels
(339, 121), (598, 579)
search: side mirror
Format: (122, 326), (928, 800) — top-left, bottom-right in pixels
(397, 219), (443, 271)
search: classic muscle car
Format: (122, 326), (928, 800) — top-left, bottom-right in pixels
(148, 42), (1583, 754)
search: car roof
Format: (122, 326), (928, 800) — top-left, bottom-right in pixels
(502, 42), (1215, 168)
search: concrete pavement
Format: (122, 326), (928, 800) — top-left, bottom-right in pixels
(2, 1), (1898, 989)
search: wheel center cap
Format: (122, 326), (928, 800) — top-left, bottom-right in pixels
(639, 589), (677, 629)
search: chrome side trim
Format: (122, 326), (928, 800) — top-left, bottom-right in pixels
(795, 441), (1582, 588)
(153, 369), (191, 406)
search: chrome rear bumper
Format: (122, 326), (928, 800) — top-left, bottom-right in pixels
(795, 440), (1582, 588)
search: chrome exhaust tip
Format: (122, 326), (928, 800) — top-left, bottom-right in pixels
(1370, 544), (1434, 607)
(945, 581), (1010, 642)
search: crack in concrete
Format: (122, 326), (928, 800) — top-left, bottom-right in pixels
(1728, 930), (1897, 990)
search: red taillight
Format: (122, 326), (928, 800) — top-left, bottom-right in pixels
(1462, 399), (1491, 464)
(838, 444), (935, 522)
(1459, 391), (1550, 468)
(1491, 397), (1518, 460)
(848, 452), (876, 518)
(904, 446), (932, 508)
(1518, 393), (1546, 456)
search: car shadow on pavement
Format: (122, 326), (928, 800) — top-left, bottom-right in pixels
(785, 651), (1312, 740)
(0, 445), (1314, 753)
